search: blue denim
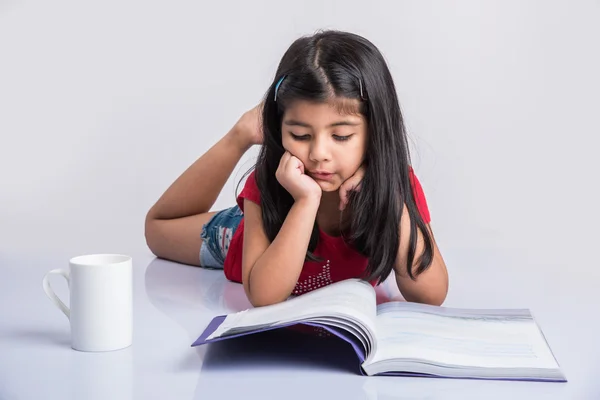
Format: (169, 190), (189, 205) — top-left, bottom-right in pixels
(199, 205), (244, 269)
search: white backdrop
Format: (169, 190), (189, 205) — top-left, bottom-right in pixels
(2, 1), (599, 280)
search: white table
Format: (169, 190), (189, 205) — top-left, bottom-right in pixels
(1, 248), (598, 399)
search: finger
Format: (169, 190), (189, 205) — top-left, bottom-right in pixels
(339, 185), (348, 210)
(339, 181), (355, 210)
(339, 178), (363, 210)
(287, 154), (305, 174)
(277, 152), (291, 179)
(342, 177), (360, 194)
(353, 166), (366, 183)
(294, 157), (305, 174)
(279, 151), (290, 167)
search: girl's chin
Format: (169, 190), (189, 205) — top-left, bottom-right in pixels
(315, 180), (340, 192)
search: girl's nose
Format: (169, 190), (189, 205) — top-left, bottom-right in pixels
(308, 137), (331, 162)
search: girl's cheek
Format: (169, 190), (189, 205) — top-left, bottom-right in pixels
(282, 141), (295, 155)
(285, 142), (304, 158)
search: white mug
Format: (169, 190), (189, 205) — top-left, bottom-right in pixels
(42, 254), (133, 352)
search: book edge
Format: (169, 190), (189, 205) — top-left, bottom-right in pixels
(191, 316), (368, 375)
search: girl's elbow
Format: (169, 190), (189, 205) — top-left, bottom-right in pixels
(426, 290), (447, 306)
(247, 292), (287, 308)
(244, 280), (290, 307)
(406, 289), (447, 306)
(424, 273), (449, 306)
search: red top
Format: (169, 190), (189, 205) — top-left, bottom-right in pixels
(223, 168), (431, 295)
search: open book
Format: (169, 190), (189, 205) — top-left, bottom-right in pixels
(192, 279), (565, 381)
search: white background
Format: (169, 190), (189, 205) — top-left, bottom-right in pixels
(1, 0), (599, 278)
(2, 2), (600, 398)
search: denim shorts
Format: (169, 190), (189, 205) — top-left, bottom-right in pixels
(199, 205), (244, 269)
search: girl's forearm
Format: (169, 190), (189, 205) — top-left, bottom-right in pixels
(147, 129), (250, 220)
(247, 197), (320, 306)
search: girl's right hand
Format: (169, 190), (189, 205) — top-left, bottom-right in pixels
(276, 151), (322, 202)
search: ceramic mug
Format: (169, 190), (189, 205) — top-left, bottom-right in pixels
(42, 254), (133, 351)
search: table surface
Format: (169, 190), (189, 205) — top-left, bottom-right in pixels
(1, 247), (598, 400)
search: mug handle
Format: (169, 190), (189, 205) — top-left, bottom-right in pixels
(42, 269), (70, 319)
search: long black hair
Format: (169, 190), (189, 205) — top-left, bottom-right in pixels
(243, 30), (434, 284)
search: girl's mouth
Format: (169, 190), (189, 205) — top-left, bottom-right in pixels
(310, 172), (334, 180)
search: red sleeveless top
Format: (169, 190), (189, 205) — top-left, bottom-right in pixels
(223, 169), (431, 295)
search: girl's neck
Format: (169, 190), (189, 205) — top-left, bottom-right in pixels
(317, 190), (342, 215)
(316, 190), (351, 237)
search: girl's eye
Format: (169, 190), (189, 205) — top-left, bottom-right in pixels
(334, 134), (353, 142)
(290, 133), (354, 142)
(290, 133), (310, 141)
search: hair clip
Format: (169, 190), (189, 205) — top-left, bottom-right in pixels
(359, 78), (367, 101)
(274, 75), (286, 102)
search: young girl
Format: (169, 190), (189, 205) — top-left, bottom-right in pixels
(145, 30), (448, 307)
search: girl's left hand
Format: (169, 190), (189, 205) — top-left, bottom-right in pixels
(339, 165), (365, 211)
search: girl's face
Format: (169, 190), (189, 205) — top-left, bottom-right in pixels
(281, 99), (368, 192)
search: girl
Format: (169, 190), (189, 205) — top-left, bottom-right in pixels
(145, 30), (448, 307)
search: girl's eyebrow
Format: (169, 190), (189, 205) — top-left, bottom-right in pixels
(283, 119), (361, 128)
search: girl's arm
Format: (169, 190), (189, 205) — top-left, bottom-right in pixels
(395, 204), (449, 306)
(241, 197), (319, 307)
(241, 151), (323, 307)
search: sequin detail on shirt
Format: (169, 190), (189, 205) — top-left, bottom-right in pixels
(292, 260), (333, 295)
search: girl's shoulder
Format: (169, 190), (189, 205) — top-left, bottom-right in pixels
(407, 167), (431, 224)
(236, 170), (261, 211)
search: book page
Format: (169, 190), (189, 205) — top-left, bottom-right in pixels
(369, 302), (559, 370)
(207, 279), (377, 342)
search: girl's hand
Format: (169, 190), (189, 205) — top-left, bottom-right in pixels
(232, 102), (264, 148)
(339, 165), (365, 210)
(276, 151), (322, 202)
